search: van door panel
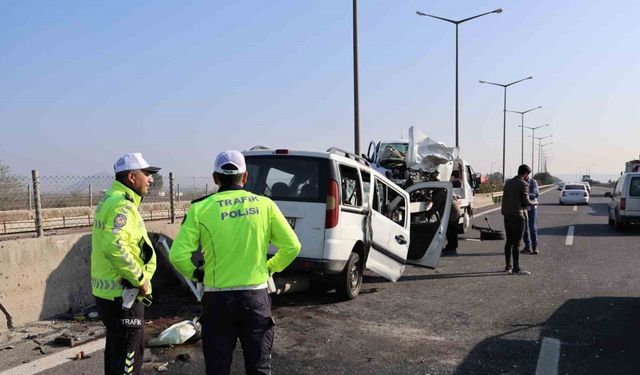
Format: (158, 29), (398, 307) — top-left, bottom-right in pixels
(404, 181), (453, 269)
(365, 177), (410, 282)
(268, 201), (326, 260)
(626, 177), (640, 212)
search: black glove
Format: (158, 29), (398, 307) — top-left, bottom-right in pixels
(193, 267), (204, 283)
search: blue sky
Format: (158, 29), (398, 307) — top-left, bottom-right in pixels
(1, 0), (638, 181)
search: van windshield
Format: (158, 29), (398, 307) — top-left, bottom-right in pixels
(244, 155), (328, 203)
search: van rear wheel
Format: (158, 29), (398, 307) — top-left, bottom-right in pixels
(335, 253), (362, 300)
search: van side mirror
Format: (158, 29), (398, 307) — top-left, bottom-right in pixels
(604, 192), (612, 198)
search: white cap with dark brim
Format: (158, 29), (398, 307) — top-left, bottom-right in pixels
(214, 150), (246, 175)
(114, 153), (161, 174)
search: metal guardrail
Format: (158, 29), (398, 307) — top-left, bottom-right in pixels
(489, 184), (555, 203)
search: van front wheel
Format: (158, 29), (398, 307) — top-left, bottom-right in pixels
(336, 253), (362, 300)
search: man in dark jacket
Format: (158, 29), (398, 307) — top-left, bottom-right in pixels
(501, 164), (537, 275)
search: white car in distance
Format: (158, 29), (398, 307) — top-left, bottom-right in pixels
(559, 183), (589, 205)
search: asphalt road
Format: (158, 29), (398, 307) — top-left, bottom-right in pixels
(5, 186), (640, 375)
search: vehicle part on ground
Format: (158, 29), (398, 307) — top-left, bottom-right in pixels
(471, 217), (505, 240)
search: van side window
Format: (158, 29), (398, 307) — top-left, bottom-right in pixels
(372, 179), (406, 227)
(339, 165), (362, 207)
(630, 177), (640, 197)
(615, 177), (624, 196)
(361, 171), (371, 208)
(387, 187), (407, 227)
(373, 180), (387, 214)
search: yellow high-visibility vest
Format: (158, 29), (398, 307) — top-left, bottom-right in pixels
(91, 181), (156, 300)
(170, 186), (300, 289)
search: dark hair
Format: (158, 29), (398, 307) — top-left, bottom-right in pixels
(214, 172), (243, 186)
(115, 170), (132, 185)
(517, 164), (532, 176)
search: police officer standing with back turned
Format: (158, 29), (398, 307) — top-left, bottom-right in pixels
(91, 153), (160, 375)
(170, 150), (301, 375)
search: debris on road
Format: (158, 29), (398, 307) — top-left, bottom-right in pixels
(155, 362), (169, 372)
(147, 318), (201, 347)
(176, 353), (191, 362)
(53, 333), (76, 347)
(73, 351), (91, 360)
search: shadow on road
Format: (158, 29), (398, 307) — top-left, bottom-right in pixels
(454, 297), (640, 375)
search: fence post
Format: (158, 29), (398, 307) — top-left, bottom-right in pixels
(27, 184), (32, 210)
(89, 184), (93, 207)
(177, 184), (181, 203)
(205, 183), (208, 195)
(169, 172), (175, 224)
(32, 170), (43, 237)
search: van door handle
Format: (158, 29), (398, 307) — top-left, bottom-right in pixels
(395, 235), (407, 245)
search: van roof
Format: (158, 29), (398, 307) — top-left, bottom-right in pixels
(243, 148), (393, 182)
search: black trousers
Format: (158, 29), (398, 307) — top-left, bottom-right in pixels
(95, 297), (145, 375)
(444, 221), (459, 251)
(201, 289), (275, 375)
(504, 213), (527, 271)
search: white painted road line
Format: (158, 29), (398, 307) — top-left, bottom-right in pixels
(565, 226), (575, 245)
(535, 337), (561, 375)
(473, 186), (555, 219)
(573, 205), (577, 212)
(0, 338), (105, 375)
(474, 206), (501, 218)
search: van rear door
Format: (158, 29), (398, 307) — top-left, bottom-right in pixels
(404, 181), (453, 269)
(626, 176), (640, 213)
(244, 155), (328, 260)
(365, 175), (410, 282)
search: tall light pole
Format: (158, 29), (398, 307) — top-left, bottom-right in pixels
(353, 0), (360, 155)
(530, 134), (552, 175)
(521, 123), (549, 173)
(506, 106), (542, 164)
(479, 76), (533, 181)
(416, 8), (502, 148)
(539, 141), (553, 174)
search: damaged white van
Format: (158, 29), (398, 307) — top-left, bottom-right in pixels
(242, 147), (452, 300)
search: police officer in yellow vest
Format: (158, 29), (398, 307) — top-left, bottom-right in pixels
(170, 150), (300, 375)
(91, 153), (160, 375)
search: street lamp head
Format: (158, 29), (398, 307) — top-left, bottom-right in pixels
(416, 11), (426, 16)
(493, 8), (503, 14)
(526, 76), (533, 80)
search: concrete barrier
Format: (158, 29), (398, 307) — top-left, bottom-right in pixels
(0, 222), (180, 332)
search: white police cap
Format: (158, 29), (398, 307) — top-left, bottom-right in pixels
(214, 150), (246, 175)
(114, 153), (161, 174)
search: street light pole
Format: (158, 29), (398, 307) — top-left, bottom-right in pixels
(417, 8), (502, 148)
(506, 106), (542, 164)
(521, 123), (549, 173)
(479, 76), (533, 181)
(352, 0), (360, 155)
(530, 134), (552, 175)
(539, 141), (553, 174)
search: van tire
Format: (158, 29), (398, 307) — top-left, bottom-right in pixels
(335, 253), (362, 300)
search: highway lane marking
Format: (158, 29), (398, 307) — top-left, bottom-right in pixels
(535, 337), (561, 375)
(565, 226), (575, 245)
(0, 338), (105, 375)
(473, 186), (555, 219)
(474, 206), (501, 218)
(573, 205), (577, 211)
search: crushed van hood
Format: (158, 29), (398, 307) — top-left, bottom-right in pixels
(406, 126), (459, 181)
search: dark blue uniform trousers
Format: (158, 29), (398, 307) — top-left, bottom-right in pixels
(95, 297), (145, 375)
(201, 288), (275, 375)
